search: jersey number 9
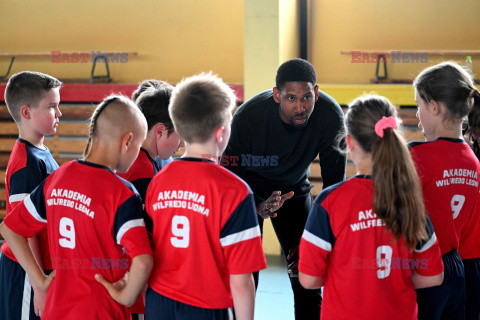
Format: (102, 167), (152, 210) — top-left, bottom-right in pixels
(171, 215), (190, 248)
(376, 245), (393, 279)
(59, 217), (76, 249)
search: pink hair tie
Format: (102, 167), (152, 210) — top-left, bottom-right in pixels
(375, 116), (397, 138)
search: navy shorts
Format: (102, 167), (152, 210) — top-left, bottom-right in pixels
(416, 249), (466, 320)
(463, 258), (480, 320)
(145, 287), (234, 320)
(0, 253), (39, 320)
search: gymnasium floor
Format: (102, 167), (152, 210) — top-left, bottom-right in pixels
(255, 255), (294, 320)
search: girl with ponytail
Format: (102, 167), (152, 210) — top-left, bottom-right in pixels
(411, 61), (480, 320)
(298, 95), (444, 320)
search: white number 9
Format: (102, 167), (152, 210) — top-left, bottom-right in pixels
(451, 195), (465, 219)
(171, 215), (190, 248)
(376, 245), (393, 279)
(59, 217), (75, 249)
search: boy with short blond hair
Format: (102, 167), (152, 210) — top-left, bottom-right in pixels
(0, 71), (62, 319)
(144, 73), (267, 320)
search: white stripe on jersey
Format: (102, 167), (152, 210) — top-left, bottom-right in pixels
(116, 219), (145, 245)
(415, 232), (437, 253)
(9, 193), (29, 204)
(220, 226), (261, 247)
(25, 195), (47, 223)
(302, 229), (332, 252)
(21, 273), (32, 320)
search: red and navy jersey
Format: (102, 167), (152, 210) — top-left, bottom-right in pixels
(145, 158), (267, 309)
(3, 160), (153, 320)
(459, 189), (480, 259)
(117, 148), (159, 232)
(117, 148), (159, 314)
(118, 148), (159, 201)
(409, 138), (480, 255)
(2, 138), (58, 270)
(299, 176), (444, 320)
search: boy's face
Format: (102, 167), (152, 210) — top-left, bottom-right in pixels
(156, 129), (184, 160)
(28, 88), (61, 136)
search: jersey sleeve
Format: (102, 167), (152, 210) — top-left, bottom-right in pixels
(220, 193), (266, 274)
(299, 199), (336, 277)
(3, 180), (48, 238)
(413, 214), (444, 276)
(8, 161), (44, 208)
(113, 194), (153, 258)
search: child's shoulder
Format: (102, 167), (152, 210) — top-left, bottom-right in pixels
(7, 138), (57, 177)
(157, 158), (252, 193)
(114, 173), (142, 197)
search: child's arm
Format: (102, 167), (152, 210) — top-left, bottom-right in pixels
(28, 235), (48, 317)
(230, 273), (255, 320)
(299, 272), (324, 289)
(95, 253), (153, 306)
(0, 223), (55, 291)
(411, 271), (444, 289)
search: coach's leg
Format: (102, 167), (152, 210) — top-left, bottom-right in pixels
(252, 217), (264, 290)
(270, 193), (321, 320)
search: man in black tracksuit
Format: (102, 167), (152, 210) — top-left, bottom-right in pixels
(223, 58), (346, 320)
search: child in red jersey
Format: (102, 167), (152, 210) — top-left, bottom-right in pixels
(411, 62), (480, 320)
(0, 71), (62, 319)
(458, 71), (480, 320)
(0, 95), (153, 320)
(119, 80), (184, 232)
(144, 73), (267, 320)
(298, 95), (444, 320)
(118, 81), (184, 319)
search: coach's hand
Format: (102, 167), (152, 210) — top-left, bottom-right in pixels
(257, 191), (294, 219)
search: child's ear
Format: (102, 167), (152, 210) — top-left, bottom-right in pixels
(20, 105), (31, 120)
(122, 132), (134, 150)
(429, 100), (441, 116)
(153, 123), (167, 139)
(215, 126), (224, 144)
(345, 134), (354, 152)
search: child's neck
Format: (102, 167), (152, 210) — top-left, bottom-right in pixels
(183, 142), (221, 164)
(354, 156), (373, 176)
(434, 126), (463, 140)
(18, 127), (45, 149)
(83, 144), (119, 171)
(142, 136), (156, 159)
